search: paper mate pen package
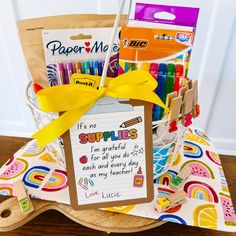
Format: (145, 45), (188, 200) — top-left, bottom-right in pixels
(42, 28), (120, 86)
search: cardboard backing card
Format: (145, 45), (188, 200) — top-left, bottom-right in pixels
(62, 100), (154, 210)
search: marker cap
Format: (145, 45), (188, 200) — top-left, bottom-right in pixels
(83, 61), (91, 71)
(66, 62), (74, 71)
(56, 63), (64, 71)
(167, 64), (175, 73)
(150, 63), (158, 73)
(158, 63), (167, 72)
(175, 64), (184, 74)
(99, 61), (105, 76)
(92, 61), (99, 69)
(75, 61), (82, 70)
(141, 62), (150, 71)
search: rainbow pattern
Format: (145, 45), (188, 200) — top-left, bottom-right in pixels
(184, 181), (219, 203)
(42, 169), (68, 192)
(158, 214), (186, 225)
(218, 167), (229, 193)
(206, 150), (221, 166)
(23, 166), (50, 188)
(22, 142), (46, 157)
(194, 129), (210, 141)
(184, 141), (203, 158)
(180, 160), (215, 179)
(0, 183), (14, 196)
(155, 170), (177, 186)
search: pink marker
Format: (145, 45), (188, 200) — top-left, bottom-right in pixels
(56, 63), (65, 84)
(150, 63), (158, 79)
(65, 62), (74, 84)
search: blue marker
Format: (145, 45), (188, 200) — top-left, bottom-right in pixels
(91, 61), (99, 75)
(153, 63), (167, 121)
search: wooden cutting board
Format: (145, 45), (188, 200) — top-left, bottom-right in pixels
(0, 197), (165, 233)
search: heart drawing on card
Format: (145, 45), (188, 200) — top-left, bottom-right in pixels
(85, 42), (90, 47)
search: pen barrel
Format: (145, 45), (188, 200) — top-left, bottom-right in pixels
(57, 71), (64, 85)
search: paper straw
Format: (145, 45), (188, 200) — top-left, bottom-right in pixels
(99, 0), (126, 87)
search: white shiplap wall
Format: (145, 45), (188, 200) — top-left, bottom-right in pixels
(0, 0), (236, 155)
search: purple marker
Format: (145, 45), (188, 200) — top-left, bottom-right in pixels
(65, 62), (74, 84)
(56, 63), (65, 84)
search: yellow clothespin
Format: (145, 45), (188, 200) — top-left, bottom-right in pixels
(170, 166), (192, 191)
(156, 190), (187, 213)
(13, 180), (34, 214)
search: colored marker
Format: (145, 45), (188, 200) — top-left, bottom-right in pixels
(154, 63), (167, 121)
(124, 62), (132, 72)
(91, 61), (99, 75)
(83, 61), (91, 75)
(174, 64), (184, 94)
(161, 64), (175, 118)
(131, 63), (138, 71)
(75, 61), (82, 74)
(99, 60), (105, 76)
(56, 63), (65, 84)
(150, 63), (158, 79)
(150, 63), (159, 111)
(140, 62), (150, 71)
(65, 63), (74, 84)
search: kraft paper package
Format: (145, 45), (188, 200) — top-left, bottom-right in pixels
(18, 14), (127, 87)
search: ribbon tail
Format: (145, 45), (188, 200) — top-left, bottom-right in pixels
(32, 103), (94, 148)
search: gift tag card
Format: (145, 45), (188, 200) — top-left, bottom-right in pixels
(62, 100), (154, 210)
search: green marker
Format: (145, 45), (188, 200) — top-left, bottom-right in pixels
(83, 61), (91, 75)
(160, 64), (175, 118)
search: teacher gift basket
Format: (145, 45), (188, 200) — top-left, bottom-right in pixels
(1, 1), (236, 233)
(23, 0), (200, 180)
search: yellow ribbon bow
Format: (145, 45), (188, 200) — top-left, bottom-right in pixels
(32, 70), (168, 147)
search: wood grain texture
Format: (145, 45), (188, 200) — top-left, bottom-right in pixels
(0, 136), (236, 236)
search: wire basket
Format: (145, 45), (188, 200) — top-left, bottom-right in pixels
(25, 80), (186, 178)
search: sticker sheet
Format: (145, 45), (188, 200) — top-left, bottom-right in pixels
(0, 128), (235, 232)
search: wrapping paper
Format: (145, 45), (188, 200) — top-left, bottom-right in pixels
(0, 128), (235, 232)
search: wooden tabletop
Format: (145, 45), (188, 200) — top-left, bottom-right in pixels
(0, 136), (236, 236)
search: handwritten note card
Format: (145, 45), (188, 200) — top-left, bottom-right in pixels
(64, 104), (154, 209)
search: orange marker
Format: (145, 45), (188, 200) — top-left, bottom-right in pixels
(120, 116), (142, 128)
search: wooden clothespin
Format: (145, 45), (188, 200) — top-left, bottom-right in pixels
(166, 92), (182, 133)
(187, 79), (192, 90)
(13, 180), (34, 214)
(170, 166), (192, 191)
(192, 80), (200, 118)
(156, 190), (187, 213)
(181, 88), (194, 127)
